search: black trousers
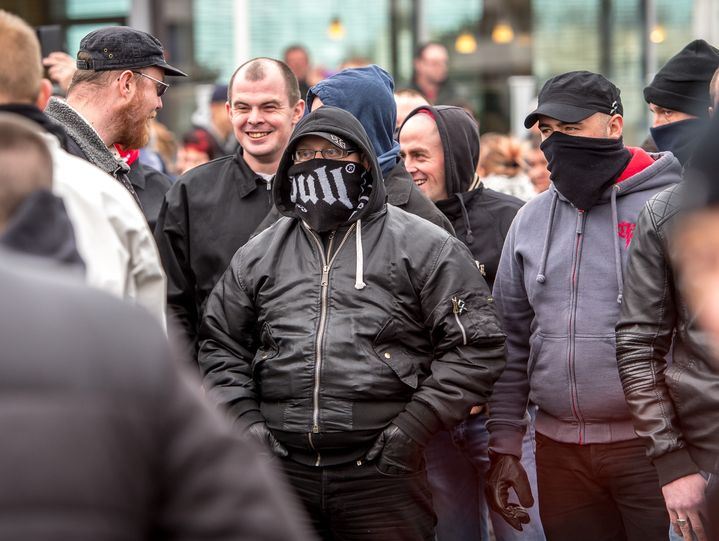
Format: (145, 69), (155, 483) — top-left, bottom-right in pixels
(536, 432), (669, 541)
(280, 458), (436, 541)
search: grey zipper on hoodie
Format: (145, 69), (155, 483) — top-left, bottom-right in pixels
(487, 151), (681, 457)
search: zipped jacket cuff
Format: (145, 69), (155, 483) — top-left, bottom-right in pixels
(653, 447), (701, 486)
(393, 401), (444, 447)
(227, 399), (264, 431)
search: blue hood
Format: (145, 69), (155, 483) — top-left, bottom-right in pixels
(306, 65), (400, 177)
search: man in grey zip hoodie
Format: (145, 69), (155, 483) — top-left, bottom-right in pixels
(485, 71), (681, 540)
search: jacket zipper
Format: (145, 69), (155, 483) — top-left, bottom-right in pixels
(568, 210), (586, 444)
(305, 224), (357, 466)
(452, 296), (468, 345)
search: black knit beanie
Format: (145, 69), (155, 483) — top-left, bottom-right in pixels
(644, 39), (719, 117)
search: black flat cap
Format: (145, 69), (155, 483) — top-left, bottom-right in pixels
(76, 26), (187, 77)
(525, 70), (622, 128)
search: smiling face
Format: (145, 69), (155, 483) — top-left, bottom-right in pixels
(227, 63), (304, 172)
(399, 112), (447, 202)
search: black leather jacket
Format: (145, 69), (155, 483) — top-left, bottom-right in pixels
(199, 107), (506, 467)
(616, 183), (719, 485)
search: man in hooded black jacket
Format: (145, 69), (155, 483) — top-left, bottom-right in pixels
(199, 106), (506, 541)
(399, 106), (544, 541)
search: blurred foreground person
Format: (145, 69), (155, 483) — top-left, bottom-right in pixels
(617, 111), (719, 541)
(0, 247), (312, 541)
(45, 25), (185, 226)
(487, 71), (680, 540)
(644, 39), (719, 166)
(0, 113), (82, 267)
(199, 106), (506, 540)
(399, 106), (543, 541)
(0, 10), (166, 326)
(155, 58), (304, 359)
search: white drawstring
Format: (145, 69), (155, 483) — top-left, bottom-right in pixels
(354, 219), (366, 290)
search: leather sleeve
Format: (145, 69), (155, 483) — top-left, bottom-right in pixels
(197, 250), (264, 430)
(393, 236), (506, 446)
(615, 196), (699, 485)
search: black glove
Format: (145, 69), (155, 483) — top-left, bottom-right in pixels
(486, 451), (535, 531)
(365, 424), (423, 475)
(246, 422), (289, 458)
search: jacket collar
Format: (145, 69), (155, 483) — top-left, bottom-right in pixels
(45, 97), (130, 179)
(231, 146), (272, 199)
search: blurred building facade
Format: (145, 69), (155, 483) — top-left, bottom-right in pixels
(4, 0), (716, 145)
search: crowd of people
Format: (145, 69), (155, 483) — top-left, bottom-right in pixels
(2, 8), (719, 541)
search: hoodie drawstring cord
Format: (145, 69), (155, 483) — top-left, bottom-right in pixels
(455, 193), (474, 245)
(536, 190), (559, 284)
(610, 186), (624, 304)
(354, 219), (366, 290)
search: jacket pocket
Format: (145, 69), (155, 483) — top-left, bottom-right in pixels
(252, 322), (279, 376)
(527, 335), (573, 421)
(526, 332), (545, 378)
(372, 318), (419, 389)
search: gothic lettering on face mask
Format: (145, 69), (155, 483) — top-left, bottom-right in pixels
(288, 158), (372, 232)
(541, 131), (631, 211)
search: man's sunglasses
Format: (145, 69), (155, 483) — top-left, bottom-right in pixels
(131, 70), (169, 97)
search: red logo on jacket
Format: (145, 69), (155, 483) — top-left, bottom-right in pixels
(618, 222), (636, 249)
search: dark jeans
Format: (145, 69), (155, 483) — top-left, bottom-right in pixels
(535, 433), (669, 541)
(281, 457), (436, 541)
(425, 411), (545, 541)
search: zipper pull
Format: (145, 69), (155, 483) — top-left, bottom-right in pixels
(321, 265), (330, 286)
(452, 296), (466, 315)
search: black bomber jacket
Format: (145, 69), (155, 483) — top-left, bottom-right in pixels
(199, 107), (506, 467)
(616, 183), (719, 485)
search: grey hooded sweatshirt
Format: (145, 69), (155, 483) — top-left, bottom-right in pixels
(487, 148), (681, 457)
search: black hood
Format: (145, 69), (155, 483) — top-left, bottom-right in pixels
(274, 106), (386, 223)
(401, 105), (479, 196)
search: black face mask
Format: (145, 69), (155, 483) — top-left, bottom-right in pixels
(541, 132), (631, 211)
(288, 158), (372, 232)
(650, 117), (706, 166)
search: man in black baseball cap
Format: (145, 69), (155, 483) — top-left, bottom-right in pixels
(486, 70), (681, 541)
(45, 26), (186, 223)
(643, 39), (719, 165)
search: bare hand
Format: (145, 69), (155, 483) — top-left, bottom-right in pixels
(662, 473), (708, 541)
(42, 51), (76, 93)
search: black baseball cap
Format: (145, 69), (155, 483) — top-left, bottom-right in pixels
(524, 70), (622, 128)
(76, 26), (187, 77)
(300, 131), (352, 150)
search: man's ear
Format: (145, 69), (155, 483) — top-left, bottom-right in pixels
(608, 114), (624, 139)
(117, 70), (135, 100)
(36, 79), (53, 110)
(291, 99), (305, 126)
(709, 105), (715, 118)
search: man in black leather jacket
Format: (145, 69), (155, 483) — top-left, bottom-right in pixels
(616, 114), (719, 541)
(199, 106), (506, 541)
